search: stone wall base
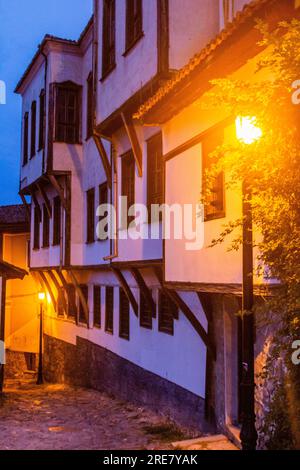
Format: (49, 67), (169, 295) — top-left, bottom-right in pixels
(44, 334), (213, 433)
(5, 349), (37, 379)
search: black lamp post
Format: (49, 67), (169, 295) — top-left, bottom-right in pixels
(235, 116), (262, 450)
(37, 291), (45, 385)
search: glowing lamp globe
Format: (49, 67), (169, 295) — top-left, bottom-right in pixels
(235, 116), (262, 145)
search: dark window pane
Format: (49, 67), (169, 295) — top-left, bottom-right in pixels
(105, 286), (114, 333)
(126, 0), (143, 50)
(87, 188), (95, 244)
(42, 204), (50, 248)
(93, 285), (101, 328)
(53, 196), (61, 246)
(121, 150), (135, 227)
(23, 113), (29, 165)
(79, 284), (89, 324)
(55, 85), (80, 144)
(119, 288), (130, 340)
(102, 0), (116, 77)
(147, 133), (163, 212)
(39, 90), (45, 150)
(33, 205), (40, 250)
(140, 290), (153, 329)
(158, 291), (177, 335)
(67, 284), (77, 319)
(30, 101), (36, 158)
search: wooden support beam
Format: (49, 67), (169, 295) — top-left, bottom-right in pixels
(36, 182), (52, 218)
(197, 292), (213, 323)
(130, 268), (156, 318)
(48, 175), (68, 211)
(121, 112), (142, 177)
(19, 193), (31, 222)
(55, 269), (69, 291)
(67, 269), (89, 326)
(38, 271), (57, 312)
(93, 132), (112, 189)
(47, 270), (67, 318)
(111, 267), (138, 317)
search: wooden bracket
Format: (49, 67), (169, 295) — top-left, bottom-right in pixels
(130, 268), (156, 318)
(47, 270), (68, 318)
(121, 112), (142, 177)
(19, 192), (31, 222)
(38, 271), (57, 312)
(48, 175), (68, 211)
(93, 132), (112, 189)
(36, 182), (52, 218)
(67, 269), (89, 326)
(197, 292), (213, 323)
(111, 267), (138, 317)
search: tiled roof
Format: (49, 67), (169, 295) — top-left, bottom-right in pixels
(134, 0), (274, 120)
(0, 204), (28, 225)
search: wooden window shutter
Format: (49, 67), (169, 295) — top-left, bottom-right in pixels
(86, 73), (93, 139)
(202, 127), (225, 221)
(98, 182), (109, 241)
(105, 286), (114, 333)
(33, 204), (41, 250)
(67, 284), (77, 319)
(79, 284), (89, 324)
(23, 112), (29, 165)
(158, 290), (177, 335)
(140, 289), (153, 330)
(30, 101), (37, 158)
(93, 285), (101, 328)
(42, 204), (50, 248)
(119, 288), (130, 340)
(126, 0), (143, 51)
(147, 132), (164, 210)
(121, 150), (135, 227)
(86, 188), (95, 244)
(39, 90), (45, 150)
(52, 196), (61, 246)
(55, 84), (80, 144)
(102, 0), (116, 77)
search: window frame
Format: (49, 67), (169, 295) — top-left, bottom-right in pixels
(42, 203), (50, 248)
(105, 286), (114, 334)
(125, 0), (144, 55)
(139, 289), (153, 330)
(86, 72), (93, 140)
(102, 0), (116, 80)
(30, 100), (37, 159)
(147, 132), (164, 213)
(54, 82), (81, 144)
(158, 290), (178, 336)
(23, 112), (29, 166)
(119, 288), (130, 340)
(86, 187), (95, 244)
(52, 196), (61, 247)
(93, 285), (101, 328)
(121, 150), (135, 228)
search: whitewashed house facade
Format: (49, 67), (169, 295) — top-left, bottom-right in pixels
(15, 0), (295, 438)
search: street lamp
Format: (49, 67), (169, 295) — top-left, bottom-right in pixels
(37, 291), (45, 385)
(235, 116), (262, 451)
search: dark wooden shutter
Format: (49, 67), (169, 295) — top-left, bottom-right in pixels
(87, 188), (95, 244)
(105, 286), (114, 333)
(121, 150), (135, 227)
(79, 284), (89, 324)
(30, 101), (37, 158)
(158, 291), (177, 335)
(98, 182), (109, 241)
(67, 284), (77, 319)
(42, 204), (50, 248)
(55, 84), (80, 144)
(119, 288), (130, 340)
(53, 196), (61, 246)
(23, 112), (29, 165)
(126, 0), (143, 50)
(140, 290), (153, 329)
(86, 73), (93, 139)
(202, 128), (225, 221)
(57, 287), (65, 317)
(147, 133), (163, 210)
(93, 285), (101, 328)
(33, 205), (40, 250)
(102, 0), (116, 77)
(39, 89), (45, 150)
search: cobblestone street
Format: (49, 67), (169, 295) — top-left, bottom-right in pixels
(0, 379), (190, 450)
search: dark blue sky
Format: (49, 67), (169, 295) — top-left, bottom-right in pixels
(0, 0), (93, 205)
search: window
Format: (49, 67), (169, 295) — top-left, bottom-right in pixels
(33, 205), (41, 250)
(39, 89), (45, 150)
(86, 188), (95, 244)
(158, 291), (178, 335)
(42, 204), (50, 248)
(98, 182), (109, 241)
(93, 285), (101, 328)
(53, 196), (61, 246)
(202, 128), (225, 221)
(57, 287), (65, 317)
(119, 288), (130, 340)
(102, 0), (116, 78)
(105, 286), (114, 333)
(147, 133), (163, 211)
(86, 73), (93, 139)
(121, 150), (135, 227)
(79, 284), (89, 324)
(30, 101), (37, 158)
(55, 83), (81, 144)
(67, 284), (77, 319)
(23, 112), (29, 165)
(126, 0), (143, 52)
(140, 290), (153, 330)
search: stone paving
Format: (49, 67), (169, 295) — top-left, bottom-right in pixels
(0, 379), (191, 450)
